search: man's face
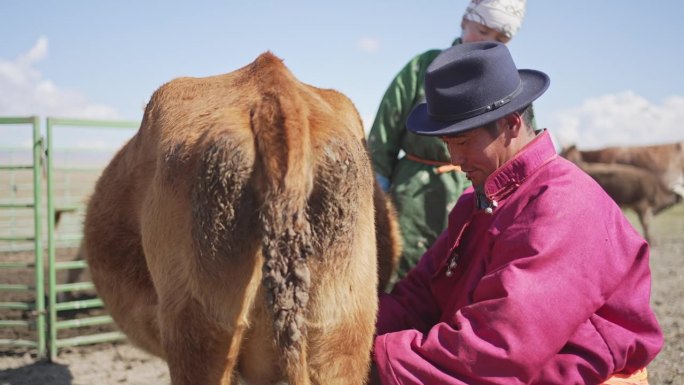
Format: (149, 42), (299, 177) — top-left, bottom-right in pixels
(461, 19), (511, 44)
(441, 123), (506, 188)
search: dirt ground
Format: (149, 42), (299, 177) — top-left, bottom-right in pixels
(1, 204), (683, 385)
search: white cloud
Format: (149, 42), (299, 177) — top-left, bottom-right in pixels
(19, 36), (48, 64)
(0, 37), (119, 120)
(551, 91), (684, 150)
(357, 37), (381, 54)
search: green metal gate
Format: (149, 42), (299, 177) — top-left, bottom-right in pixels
(0, 116), (138, 360)
(0, 116), (46, 357)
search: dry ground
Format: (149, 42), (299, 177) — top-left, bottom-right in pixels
(1, 204), (683, 385)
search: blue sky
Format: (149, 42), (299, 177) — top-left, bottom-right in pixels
(2, 0), (683, 150)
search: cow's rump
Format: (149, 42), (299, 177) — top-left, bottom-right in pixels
(84, 52), (395, 385)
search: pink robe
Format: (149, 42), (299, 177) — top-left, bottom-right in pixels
(374, 131), (663, 384)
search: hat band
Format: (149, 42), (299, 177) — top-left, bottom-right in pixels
(430, 80), (523, 122)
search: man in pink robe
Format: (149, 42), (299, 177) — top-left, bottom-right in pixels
(372, 41), (663, 385)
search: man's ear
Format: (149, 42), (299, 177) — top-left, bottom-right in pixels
(505, 113), (523, 137)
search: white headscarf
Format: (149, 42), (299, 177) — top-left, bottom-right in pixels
(463, 0), (527, 39)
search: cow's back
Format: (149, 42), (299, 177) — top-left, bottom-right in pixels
(578, 142), (684, 188)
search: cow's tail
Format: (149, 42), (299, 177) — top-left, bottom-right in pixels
(251, 53), (314, 385)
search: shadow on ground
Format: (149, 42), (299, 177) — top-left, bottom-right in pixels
(0, 359), (73, 385)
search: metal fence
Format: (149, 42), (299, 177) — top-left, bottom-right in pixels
(0, 116), (46, 357)
(0, 116), (138, 360)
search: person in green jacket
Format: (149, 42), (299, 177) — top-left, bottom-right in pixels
(369, 0), (531, 289)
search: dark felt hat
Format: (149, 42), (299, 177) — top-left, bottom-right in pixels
(406, 41), (550, 136)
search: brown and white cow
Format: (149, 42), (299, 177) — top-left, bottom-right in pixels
(569, 141), (684, 193)
(83, 52), (400, 385)
(561, 145), (682, 243)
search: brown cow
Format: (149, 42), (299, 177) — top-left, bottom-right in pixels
(561, 145), (682, 243)
(83, 52), (400, 385)
(570, 141), (684, 192)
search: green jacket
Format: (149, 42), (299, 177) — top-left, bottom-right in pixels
(368, 39), (471, 284)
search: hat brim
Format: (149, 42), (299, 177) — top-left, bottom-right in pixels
(406, 69), (550, 136)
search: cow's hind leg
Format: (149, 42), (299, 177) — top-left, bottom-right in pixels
(303, 140), (378, 385)
(147, 238), (258, 385)
(154, 255), (262, 385)
(147, 134), (261, 385)
(635, 205), (654, 244)
(157, 294), (247, 385)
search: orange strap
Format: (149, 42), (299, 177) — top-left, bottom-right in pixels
(601, 368), (649, 385)
(405, 153), (462, 174)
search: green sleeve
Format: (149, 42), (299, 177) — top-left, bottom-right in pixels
(367, 51), (439, 179)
